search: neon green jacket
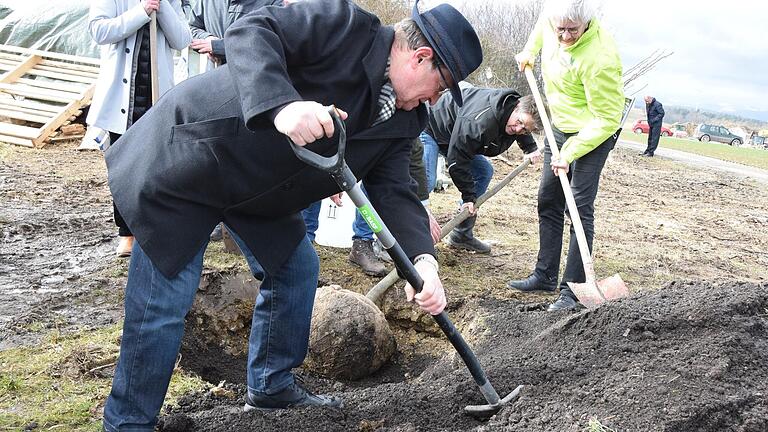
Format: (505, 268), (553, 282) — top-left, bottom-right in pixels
(522, 17), (624, 163)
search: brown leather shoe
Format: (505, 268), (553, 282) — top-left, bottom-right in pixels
(116, 236), (134, 258)
(348, 239), (388, 276)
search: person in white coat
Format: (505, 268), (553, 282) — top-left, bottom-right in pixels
(86, 0), (191, 257)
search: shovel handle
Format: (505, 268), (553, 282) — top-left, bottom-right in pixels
(149, 11), (159, 104)
(366, 158), (531, 304)
(523, 67), (598, 286)
(287, 106), (347, 172)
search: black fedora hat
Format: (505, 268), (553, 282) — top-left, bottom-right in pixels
(411, 0), (482, 106)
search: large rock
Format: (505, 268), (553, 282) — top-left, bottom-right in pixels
(305, 285), (396, 380)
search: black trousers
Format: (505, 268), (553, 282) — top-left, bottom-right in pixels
(533, 127), (616, 298)
(109, 132), (132, 237)
(645, 123), (661, 155)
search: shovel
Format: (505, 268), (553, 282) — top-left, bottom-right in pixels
(149, 11), (159, 104)
(289, 107), (523, 418)
(366, 158), (531, 305)
(523, 67), (629, 308)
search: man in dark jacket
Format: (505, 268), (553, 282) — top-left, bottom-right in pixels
(101, 0), (482, 429)
(421, 87), (542, 253)
(642, 95), (665, 157)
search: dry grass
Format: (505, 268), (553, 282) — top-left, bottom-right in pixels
(313, 145), (768, 306)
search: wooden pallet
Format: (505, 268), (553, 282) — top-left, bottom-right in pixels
(0, 45), (99, 148)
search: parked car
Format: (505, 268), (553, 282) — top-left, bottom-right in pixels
(632, 119), (672, 136)
(694, 124), (742, 145)
(670, 124), (689, 138)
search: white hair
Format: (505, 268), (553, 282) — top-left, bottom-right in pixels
(543, 0), (598, 25)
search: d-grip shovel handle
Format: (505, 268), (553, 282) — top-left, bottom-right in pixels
(287, 107), (505, 410)
(287, 106), (357, 191)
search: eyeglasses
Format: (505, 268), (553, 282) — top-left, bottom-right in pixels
(554, 25), (583, 36)
(513, 118), (533, 135)
(434, 59), (451, 94)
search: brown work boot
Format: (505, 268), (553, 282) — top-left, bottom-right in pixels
(116, 236), (134, 258)
(349, 239), (388, 276)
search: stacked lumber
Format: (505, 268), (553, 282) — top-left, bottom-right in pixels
(0, 45), (99, 148)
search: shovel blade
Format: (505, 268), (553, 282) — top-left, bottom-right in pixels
(464, 385), (524, 419)
(568, 274), (629, 308)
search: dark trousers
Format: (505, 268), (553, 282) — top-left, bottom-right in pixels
(645, 123), (661, 155)
(109, 132), (132, 237)
(534, 127), (616, 298)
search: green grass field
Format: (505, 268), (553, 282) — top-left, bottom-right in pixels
(619, 131), (768, 170)
(0, 326), (207, 431)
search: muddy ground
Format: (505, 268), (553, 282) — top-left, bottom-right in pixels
(1, 139), (767, 431)
(160, 280), (768, 432)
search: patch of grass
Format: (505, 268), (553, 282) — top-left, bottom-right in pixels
(0, 325), (207, 431)
(97, 259), (130, 279)
(203, 241), (251, 272)
(583, 418), (617, 432)
(620, 131), (768, 170)
(0, 141), (10, 161)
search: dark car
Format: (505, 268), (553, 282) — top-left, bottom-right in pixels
(632, 119), (672, 136)
(694, 124), (742, 145)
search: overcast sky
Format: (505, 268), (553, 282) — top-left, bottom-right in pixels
(423, 0), (768, 121)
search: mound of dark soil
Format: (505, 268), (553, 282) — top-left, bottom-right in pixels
(162, 280), (767, 431)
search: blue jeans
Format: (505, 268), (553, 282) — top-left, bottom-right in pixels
(103, 230), (319, 431)
(302, 185), (374, 242)
(420, 131), (493, 200)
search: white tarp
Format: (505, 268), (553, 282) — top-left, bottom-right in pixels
(0, 0), (98, 58)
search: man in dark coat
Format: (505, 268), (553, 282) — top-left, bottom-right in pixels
(421, 87), (542, 253)
(642, 95), (665, 157)
(101, 0), (482, 430)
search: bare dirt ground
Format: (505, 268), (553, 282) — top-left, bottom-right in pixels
(1, 139), (767, 431)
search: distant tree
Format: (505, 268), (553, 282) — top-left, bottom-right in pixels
(354, 0), (408, 25)
(353, 0), (544, 94)
(461, 0), (543, 91)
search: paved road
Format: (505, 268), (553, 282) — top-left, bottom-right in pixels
(617, 139), (768, 185)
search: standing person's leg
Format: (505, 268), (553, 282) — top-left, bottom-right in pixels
(109, 132), (134, 257)
(419, 131), (439, 193)
(349, 183), (388, 276)
(103, 243), (206, 431)
(550, 135), (614, 311)
(352, 184), (375, 242)
(507, 129), (569, 292)
(647, 124), (661, 156)
(227, 230), (341, 409)
(409, 137), (430, 203)
(114, 204), (132, 238)
(643, 126), (653, 155)
(445, 155), (493, 253)
(470, 154), (493, 198)
(301, 201), (322, 243)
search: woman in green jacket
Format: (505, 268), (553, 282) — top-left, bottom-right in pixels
(507, 0), (624, 311)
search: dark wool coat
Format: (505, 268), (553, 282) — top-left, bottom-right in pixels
(106, 0), (433, 278)
(425, 87), (538, 203)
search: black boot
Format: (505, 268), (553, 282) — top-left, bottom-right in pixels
(506, 274), (557, 293)
(445, 215), (491, 253)
(244, 381), (343, 411)
(547, 292), (586, 312)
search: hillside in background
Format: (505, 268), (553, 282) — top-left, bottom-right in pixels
(633, 100), (768, 130)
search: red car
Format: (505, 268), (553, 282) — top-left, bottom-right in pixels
(632, 119), (672, 136)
